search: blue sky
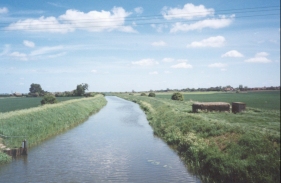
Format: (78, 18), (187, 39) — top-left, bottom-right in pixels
(0, 0), (280, 93)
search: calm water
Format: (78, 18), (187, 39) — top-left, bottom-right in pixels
(0, 96), (200, 183)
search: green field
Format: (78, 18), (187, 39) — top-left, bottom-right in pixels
(0, 96), (83, 113)
(155, 91), (280, 110)
(116, 92), (280, 183)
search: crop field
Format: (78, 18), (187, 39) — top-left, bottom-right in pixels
(0, 96), (82, 113)
(116, 92), (280, 183)
(155, 91), (280, 110)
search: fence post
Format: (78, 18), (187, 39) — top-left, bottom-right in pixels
(22, 139), (28, 155)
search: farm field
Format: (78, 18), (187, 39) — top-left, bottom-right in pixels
(155, 91), (280, 110)
(116, 92), (280, 183)
(0, 96), (83, 113)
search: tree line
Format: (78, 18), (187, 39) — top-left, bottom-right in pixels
(28, 83), (90, 97)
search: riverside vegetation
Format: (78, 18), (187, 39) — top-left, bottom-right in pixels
(116, 92), (280, 183)
(0, 95), (107, 164)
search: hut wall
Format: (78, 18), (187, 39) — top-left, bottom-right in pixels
(192, 103), (230, 112)
(232, 102), (246, 113)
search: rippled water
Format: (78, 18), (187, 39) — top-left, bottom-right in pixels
(0, 96), (200, 183)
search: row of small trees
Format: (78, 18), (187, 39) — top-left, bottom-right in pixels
(28, 83), (89, 97)
(140, 92), (184, 101)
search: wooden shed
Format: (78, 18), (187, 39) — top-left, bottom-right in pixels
(232, 102), (246, 113)
(192, 102), (230, 112)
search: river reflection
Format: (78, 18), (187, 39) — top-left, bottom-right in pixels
(0, 96), (200, 183)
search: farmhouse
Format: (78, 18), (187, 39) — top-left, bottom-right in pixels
(192, 102), (230, 112)
(13, 92), (22, 97)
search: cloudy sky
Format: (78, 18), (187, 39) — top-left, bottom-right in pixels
(0, 0), (280, 93)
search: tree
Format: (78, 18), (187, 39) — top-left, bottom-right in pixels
(74, 83), (89, 96)
(148, 92), (156, 97)
(29, 83), (44, 95)
(41, 94), (57, 105)
(171, 92), (184, 101)
(140, 93), (147, 96)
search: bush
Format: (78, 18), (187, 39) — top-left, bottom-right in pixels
(140, 93), (147, 96)
(171, 92), (184, 101)
(148, 92), (156, 97)
(41, 94), (58, 105)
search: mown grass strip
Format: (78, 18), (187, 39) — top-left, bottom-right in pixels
(0, 95), (107, 164)
(117, 94), (280, 183)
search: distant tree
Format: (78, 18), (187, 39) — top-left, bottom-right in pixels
(171, 92), (184, 101)
(29, 83), (44, 95)
(74, 83), (89, 96)
(41, 94), (57, 105)
(148, 92), (156, 97)
(140, 93), (147, 96)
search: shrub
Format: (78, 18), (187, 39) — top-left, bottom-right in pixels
(41, 94), (58, 105)
(171, 92), (184, 101)
(148, 92), (156, 97)
(140, 93), (147, 96)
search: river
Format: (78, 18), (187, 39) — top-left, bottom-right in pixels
(0, 96), (200, 183)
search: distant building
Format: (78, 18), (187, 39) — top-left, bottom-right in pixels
(13, 92), (22, 97)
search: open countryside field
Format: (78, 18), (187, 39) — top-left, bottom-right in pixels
(155, 91), (280, 110)
(116, 92), (280, 183)
(0, 96), (83, 113)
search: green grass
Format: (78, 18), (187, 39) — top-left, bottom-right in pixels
(116, 93), (280, 183)
(0, 96), (83, 113)
(156, 91), (280, 110)
(0, 95), (107, 164)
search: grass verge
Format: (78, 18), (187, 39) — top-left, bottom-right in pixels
(0, 95), (107, 164)
(116, 94), (280, 183)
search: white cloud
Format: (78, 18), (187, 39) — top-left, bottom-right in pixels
(170, 16), (234, 32)
(134, 7), (143, 14)
(162, 58), (175, 62)
(6, 16), (74, 33)
(149, 71), (158, 75)
(255, 52), (268, 57)
(162, 3), (214, 20)
(10, 52), (28, 61)
(208, 63), (227, 68)
(171, 62), (193, 69)
(245, 52), (271, 63)
(187, 36), (225, 48)
(91, 69), (98, 73)
(6, 7), (135, 33)
(48, 52), (66, 58)
(151, 24), (167, 33)
(23, 40), (35, 48)
(132, 58), (159, 66)
(0, 44), (10, 56)
(221, 50), (243, 58)
(0, 7), (8, 14)
(59, 7), (134, 33)
(30, 46), (64, 56)
(151, 41), (167, 46)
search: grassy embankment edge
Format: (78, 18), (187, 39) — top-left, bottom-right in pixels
(116, 94), (280, 183)
(0, 95), (107, 164)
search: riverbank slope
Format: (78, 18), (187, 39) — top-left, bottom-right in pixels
(116, 94), (280, 183)
(0, 95), (107, 164)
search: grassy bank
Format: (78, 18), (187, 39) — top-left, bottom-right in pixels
(0, 95), (107, 164)
(116, 94), (280, 183)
